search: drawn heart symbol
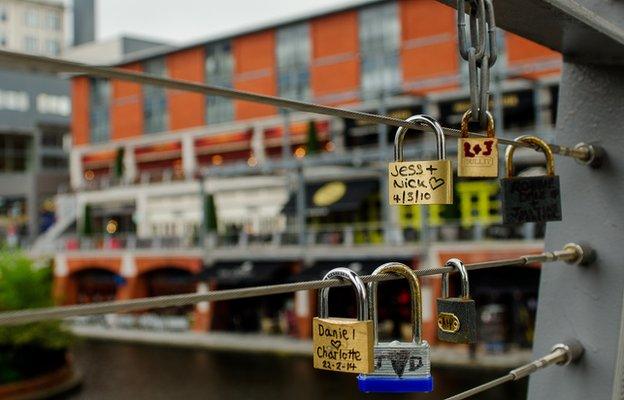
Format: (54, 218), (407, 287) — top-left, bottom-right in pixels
(331, 340), (342, 349)
(429, 177), (445, 191)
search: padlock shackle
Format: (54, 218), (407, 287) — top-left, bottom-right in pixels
(460, 109), (495, 138)
(441, 258), (470, 299)
(369, 262), (423, 346)
(318, 267), (369, 321)
(393, 114), (446, 162)
(505, 135), (555, 178)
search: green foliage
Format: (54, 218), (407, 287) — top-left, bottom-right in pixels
(81, 204), (93, 237)
(0, 251), (72, 350)
(113, 147), (125, 179)
(306, 120), (319, 155)
(204, 194), (218, 233)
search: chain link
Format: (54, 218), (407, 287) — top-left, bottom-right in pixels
(457, 0), (497, 126)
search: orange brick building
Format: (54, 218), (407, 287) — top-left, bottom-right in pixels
(58, 0), (561, 344)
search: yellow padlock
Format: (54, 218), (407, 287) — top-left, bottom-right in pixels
(457, 110), (498, 178)
(388, 115), (453, 205)
(312, 267), (374, 374)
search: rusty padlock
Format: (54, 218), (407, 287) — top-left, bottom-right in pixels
(500, 135), (562, 224)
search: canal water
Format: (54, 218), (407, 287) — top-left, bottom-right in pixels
(62, 340), (527, 399)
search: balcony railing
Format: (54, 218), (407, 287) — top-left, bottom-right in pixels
(57, 219), (540, 252)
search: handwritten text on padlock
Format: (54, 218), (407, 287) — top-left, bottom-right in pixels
(313, 318), (374, 374)
(388, 160), (452, 205)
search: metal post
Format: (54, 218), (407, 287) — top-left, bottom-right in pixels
(528, 61), (624, 400)
(436, 1), (623, 397)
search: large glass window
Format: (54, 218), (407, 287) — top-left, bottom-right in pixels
(276, 23), (310, 101)
(0, 135), (32, 172)
(143, 58), (168, 133)
(89, 78), (110, 143)
(358, 3), (401, 99)
(205, 41), (234, 124)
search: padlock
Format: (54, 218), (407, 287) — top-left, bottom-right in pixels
(500, 135), (562, 224)
(457, 110), (499, 178)
(357, 262), (433, 393)
(388, 114), (453, 205)
(312, 267), (374, 374)
(436, 258), (477, 343)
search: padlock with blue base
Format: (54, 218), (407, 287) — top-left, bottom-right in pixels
(357, 262), (433, 393)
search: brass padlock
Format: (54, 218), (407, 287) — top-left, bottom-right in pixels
(357, 262), (433, 393)
(501, 135), (562, 224)
(457, 110), (498, 178)
(436, 258), (477, 343)
(313, 267), (374, 374)
(388, 115), (453, 205)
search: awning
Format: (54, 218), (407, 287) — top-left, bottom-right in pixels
(282, 179), (378, 217)
(292, 258), (413, 282)
(203, 261), (292, 287)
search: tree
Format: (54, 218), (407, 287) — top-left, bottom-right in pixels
(306, 120), (319, 155)
(113, 147), (125, 181)
(204, 194), (218, 233)
(81, 204), (93, 237)
(0, 251), (72, 383)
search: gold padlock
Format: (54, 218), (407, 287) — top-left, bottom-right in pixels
(388, 115), (452, 205)
(457, 110), (498, 178)
(312, 267), (374, 374)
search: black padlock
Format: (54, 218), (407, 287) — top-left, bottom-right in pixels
(436, 258), (477, 344)
(500, 135), (562, 224)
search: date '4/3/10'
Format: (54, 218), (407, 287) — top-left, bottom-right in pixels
(388, 160), (453, 205)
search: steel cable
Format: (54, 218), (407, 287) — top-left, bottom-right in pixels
(0, 49), (591, 162)
(0, 246), (581, 326)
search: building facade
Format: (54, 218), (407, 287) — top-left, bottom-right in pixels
(0, 0), (69, 245)
(53, 0), (561, 346)
(0, 0), (65, 56)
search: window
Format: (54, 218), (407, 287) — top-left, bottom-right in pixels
(45, 39), (60, 55)
(0, 89), (29, 111)
(276, 23), (310, 101)
(45, 12), (61, 31)
(205, 41), (234, 124)
(143, 58), (168, 133)
(0, 32), (6, 47)
(0, 135), (32, 172)
(0, 6), (7, 22)
(25, 9), (38, 27)
(89, 79), (110, 143)
(24, 36), (38, 53)
(358, 3), (401, 99)
(36, 93), (71, 116)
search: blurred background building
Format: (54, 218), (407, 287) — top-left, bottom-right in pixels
(21, 0), (560, 350)
(0, 0), (69, 247)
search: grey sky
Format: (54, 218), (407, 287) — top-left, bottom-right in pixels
(92, 0), (365, 45)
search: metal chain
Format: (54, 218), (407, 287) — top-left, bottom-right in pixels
(457, 0), (497, 126)
(0, 49), (593, 162)
(0, 246), (582, 327)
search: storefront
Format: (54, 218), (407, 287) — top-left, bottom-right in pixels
(282, 178), (381, 245)
(206, 261), (295, 334)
